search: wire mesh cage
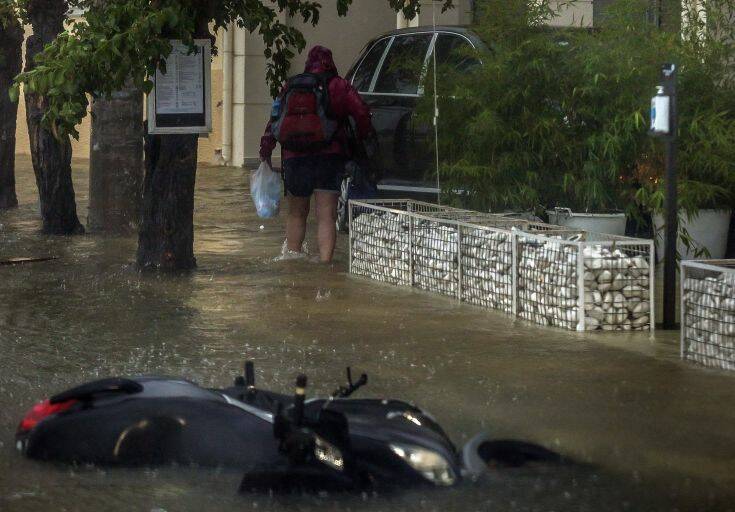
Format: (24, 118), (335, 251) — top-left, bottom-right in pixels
(516, 231), (581, 330)
(681, 260), (735, 370)
(580, 233), (654, 332)
(516, 230), (654, 331)
(460, 227), (514, 313)
(349, 200), (655, 332)
(350, 203), (411, 286)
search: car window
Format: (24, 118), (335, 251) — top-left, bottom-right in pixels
(351, 38), (390, 93)
(373, 33), (433, 95)
(433, 34), (479, 72)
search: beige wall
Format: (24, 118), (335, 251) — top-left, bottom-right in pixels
(236, 28), (272, 167)
(289, 1), (398, 77)
(548, 1), (594, 28)
(417, 0), (474, 26)
(197, 31), (223, 164)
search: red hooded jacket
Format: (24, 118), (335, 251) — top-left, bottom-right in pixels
(260, 46), (373, 162)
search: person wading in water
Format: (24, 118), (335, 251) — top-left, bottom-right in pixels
(260, 45), (374, 263)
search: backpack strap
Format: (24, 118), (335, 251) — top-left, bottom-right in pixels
(314, 71), (336, 119)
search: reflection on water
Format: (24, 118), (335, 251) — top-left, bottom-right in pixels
(1, 155), (735, 511)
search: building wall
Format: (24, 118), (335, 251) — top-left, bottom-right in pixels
(289, 1), (398, 77)
(417, 0), (475, 26)
(548, 0), (594, 27)
(197, 30), (223, 164)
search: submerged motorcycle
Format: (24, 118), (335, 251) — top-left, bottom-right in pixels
(16, 363), (564, 493)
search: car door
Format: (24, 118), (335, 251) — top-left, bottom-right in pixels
(347, 36), (391, 97)
(346, 32), (482, 196)
(361, 33), (435, 191)
(432, 32), (482, 75)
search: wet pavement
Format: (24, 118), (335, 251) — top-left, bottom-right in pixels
(1, 155), (734, 511)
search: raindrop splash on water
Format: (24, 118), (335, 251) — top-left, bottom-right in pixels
(315, 289), (331, 302)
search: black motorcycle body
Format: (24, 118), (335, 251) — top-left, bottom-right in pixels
(16, 373), (467, 492)
(16, 368), (565, 493)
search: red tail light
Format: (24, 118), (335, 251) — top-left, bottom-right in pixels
(17, 399), (77, 434)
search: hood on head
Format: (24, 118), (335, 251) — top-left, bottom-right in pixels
(305, 45), (338, 75)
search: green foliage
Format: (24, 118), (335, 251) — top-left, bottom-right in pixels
(0, 0), (25, 27)
(11, 0), (453, 139)
(428, 0), (735, 216)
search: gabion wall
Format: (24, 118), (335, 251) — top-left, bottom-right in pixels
(681, 260), (735, 370)
(351, 211), (410, 286)
(350, 200), (655, 333)
(516, 232), (653, 331)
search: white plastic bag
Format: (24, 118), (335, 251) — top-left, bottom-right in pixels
(250, 161), (281, 218)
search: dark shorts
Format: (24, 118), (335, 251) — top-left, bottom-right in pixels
(283, 154), (346, 197)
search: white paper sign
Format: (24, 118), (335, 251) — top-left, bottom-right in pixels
(155, 41), (204, 115)
(147, 39), (212, 134)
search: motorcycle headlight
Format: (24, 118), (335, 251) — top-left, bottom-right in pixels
(389, 443), (457, 486)
(314, 435), (344, 472)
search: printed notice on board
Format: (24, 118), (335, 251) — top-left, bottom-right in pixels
(155, 41), (204, 115)
(147, 39), (211, 134)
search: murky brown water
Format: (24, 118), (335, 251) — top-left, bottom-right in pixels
(1, 155), (734, 511)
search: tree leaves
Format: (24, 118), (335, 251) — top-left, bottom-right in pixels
(425, 0), (735, 216)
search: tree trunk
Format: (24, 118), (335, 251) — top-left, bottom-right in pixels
(136, 20), (210, 271)
(24, 0), (84, 234)
(0, 16), (23, 209)
(136, 132), (199, 270)
(88, 85), (144, 234)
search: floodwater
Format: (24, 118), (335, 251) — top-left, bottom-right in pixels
(1, 155), (734, 512)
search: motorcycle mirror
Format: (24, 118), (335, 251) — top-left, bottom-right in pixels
(461, 432), (492, 479)
(331, 367), (368, 398)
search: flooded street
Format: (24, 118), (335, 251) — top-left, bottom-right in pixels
(1, 155), (734, 511)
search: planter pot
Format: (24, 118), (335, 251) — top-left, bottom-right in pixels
(653, 209), (732, 262)
(547, 208), (627, 236)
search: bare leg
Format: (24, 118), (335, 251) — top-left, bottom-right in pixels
(314, 191), (338, 262)
(286, 195), (310, 253)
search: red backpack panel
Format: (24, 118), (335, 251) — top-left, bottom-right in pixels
(271, 73), (339, 153)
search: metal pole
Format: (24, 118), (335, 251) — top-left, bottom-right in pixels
(662, 63), (678, 330)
